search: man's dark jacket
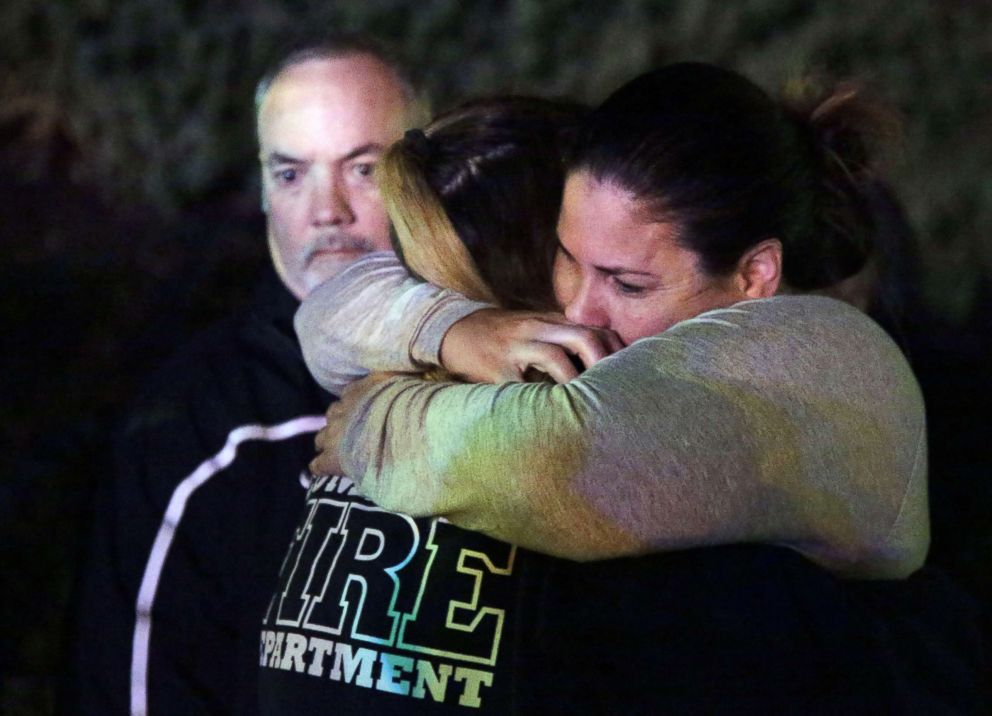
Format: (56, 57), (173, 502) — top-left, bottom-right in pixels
(63, 268), (330, 715)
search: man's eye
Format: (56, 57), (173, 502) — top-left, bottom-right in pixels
(352, 162), (375, 178)
(274, 168), (297, 185)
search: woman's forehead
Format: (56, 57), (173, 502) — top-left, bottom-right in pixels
(558, 171), (680, 271)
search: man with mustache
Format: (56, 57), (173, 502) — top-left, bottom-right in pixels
(63, 35), (424, 715)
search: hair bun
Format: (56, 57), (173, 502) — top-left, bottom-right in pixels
(778, 78), (904, 290)
(784, 79), (902, 179)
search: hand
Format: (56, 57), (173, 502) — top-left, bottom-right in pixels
(439, 309), (623, 384)
(310, 372), (403, 477)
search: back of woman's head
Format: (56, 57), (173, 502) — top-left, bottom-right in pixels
(378, 96), (585, 310)
(569, 62), (901, 291)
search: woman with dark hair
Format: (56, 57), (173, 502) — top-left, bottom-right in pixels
(266, 66), (981, 714)
(301, 63), (926, 578)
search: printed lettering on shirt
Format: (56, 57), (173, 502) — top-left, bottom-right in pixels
(261, 475), (516, 709)
(397, 519), (514, 665)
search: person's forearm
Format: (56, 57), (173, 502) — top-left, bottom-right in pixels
(338, 374), (643, 559)
(295, 252), (491, 394)
(338, 297), (929, 578)
(339, 337), (803, 561)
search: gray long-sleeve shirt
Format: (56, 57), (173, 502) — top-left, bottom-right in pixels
(297, 253), (929, 578)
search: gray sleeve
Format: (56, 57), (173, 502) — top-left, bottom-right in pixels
(294, 252), (493, 395)
(338, 297), (929, 578)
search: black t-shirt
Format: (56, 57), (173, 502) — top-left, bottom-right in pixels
(259, 474), (532, 713)
(258, 475), (984, 714)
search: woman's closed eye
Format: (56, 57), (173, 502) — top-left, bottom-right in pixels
(611, 277), (649, 296)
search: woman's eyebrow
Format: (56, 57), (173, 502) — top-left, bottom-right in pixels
(596, 265), (656, 277)
(556, 238), (657, 277)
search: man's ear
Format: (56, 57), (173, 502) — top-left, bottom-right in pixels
(734, 238), (782, 298)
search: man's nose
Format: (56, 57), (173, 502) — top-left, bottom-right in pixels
(311, 174), (354, 226)
(563, 281), (609, 329)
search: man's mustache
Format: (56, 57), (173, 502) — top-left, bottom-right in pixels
(303, 233), (378, 264)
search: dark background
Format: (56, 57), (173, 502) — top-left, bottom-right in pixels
(1, 1), (989, 713)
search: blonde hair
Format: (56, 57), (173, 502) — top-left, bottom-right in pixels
(377, 139), (498, 304)
(376, 97), (582, 312)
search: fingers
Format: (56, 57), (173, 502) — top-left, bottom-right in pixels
(517, 317), (622, 371)
(309, 451), (337, 477)
(495, 315), (624, 383)
(515, 341), (579, 384)
(312, 398), (351, 475)
(442, 309), (624, 385)
(533, 323), (614, 370)
(597, 328), (626, 355)
(312, 372), (398, 475)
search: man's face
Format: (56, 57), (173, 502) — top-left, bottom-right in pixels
(258, 55), (409, 299)
(553, 171), (743, 345)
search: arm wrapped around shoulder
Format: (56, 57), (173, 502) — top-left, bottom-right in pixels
(337, 295), (928, 578)
(294, 252), (492, 395)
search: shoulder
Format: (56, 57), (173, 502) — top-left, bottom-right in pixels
(112, 316), (259, 481)
(602, 294), (924, 425)
(672, 294), (894, 347)
(128, 312), (261, 425)
(741, 295), (921, 397)
(652, 295), (914, 377)
(739, 294), (897, 341)
(120, 281), (326, 461)
(112, 308), (327, 513)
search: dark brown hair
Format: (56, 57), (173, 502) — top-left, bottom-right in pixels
(569, 62), (900, 291)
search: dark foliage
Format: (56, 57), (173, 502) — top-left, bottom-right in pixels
(1, 1), (988, 712)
